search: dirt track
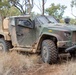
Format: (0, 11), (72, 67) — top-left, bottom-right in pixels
(0, 52), (76, 75)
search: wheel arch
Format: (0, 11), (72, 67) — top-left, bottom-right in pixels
(36, 34), (60, 51)
(0, 31), (11, 40)
(0, 34), (5, 39)
(0, 34), (13, 48)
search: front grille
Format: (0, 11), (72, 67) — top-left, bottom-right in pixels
(72, 31), (76, 43)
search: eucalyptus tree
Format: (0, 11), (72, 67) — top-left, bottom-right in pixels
(9, 0), (34, 14)
(71, 0), (76, 18)
(46, 3), (67, 19)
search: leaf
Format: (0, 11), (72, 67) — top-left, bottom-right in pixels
(46, 3), (67, 19)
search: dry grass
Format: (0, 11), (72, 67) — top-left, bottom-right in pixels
(0, 52), (76, 75)
(0, 52), (40, 75)
(26, 61), (76, 75)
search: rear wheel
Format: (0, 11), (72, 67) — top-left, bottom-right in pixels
(41, 40), (58, 64)
(0, 38), (12, 52)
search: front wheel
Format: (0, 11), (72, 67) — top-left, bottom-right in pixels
(41, 40), (58, 64)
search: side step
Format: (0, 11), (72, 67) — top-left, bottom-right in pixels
(9, 47), (36, 53)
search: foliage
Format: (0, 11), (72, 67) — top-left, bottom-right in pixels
(70, 18), (76, 25)
(59, 19), (65, 23)
(0, 0), (10, 8)
(9, 0), (25, 14)
(71, 0), (76, 17)
(71, 0), (76, 7)
(0, 0), (10, 17)
(46, 3), (67, 19)
(9, 0), (34, 15)
(0, 0), (21, 19)
(8, 6), (21, 16)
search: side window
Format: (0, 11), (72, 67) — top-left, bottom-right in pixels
(18, 19), (33, 28)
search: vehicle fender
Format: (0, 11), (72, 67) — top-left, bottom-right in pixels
(40, 32), (63, 41)
(0, 31), (11, 40)
(36, 33), (63, 51)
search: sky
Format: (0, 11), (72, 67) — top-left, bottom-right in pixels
(32, 0), (76, 18)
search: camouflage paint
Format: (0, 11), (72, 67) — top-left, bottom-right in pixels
(0, 15), (76, 53)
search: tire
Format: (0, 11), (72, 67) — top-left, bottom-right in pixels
(41, 40), (58, 64)
(70, 51), (76, 57)
(0, 38), (11, 52)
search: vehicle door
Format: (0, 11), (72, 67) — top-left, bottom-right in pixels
(16, 18), (36, 47)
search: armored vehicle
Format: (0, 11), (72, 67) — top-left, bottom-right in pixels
(0, 15), (76, 63)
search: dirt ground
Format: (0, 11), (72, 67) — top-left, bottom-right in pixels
(0, 52), (76, 75)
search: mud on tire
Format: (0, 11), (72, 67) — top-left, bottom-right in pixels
(41, 40), (58, 64)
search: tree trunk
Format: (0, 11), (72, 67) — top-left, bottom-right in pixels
(42, 0), (44, 15)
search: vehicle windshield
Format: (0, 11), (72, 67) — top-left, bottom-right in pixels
(37, 16), (58, 24)
(37, 16), (49, 24)
(47, 16), (58, 23)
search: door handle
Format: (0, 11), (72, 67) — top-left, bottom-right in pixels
(17, 33), (23, 36)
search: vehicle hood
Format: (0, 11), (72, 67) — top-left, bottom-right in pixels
(43, 23), (76, 31)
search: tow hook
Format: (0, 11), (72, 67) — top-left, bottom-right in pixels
(65, 45), (76, 52)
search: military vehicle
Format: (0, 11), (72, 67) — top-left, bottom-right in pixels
(0, 15), (76, 64)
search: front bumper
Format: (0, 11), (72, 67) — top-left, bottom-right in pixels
(57, 41), (76, 52)
(57, 41), (72, 48)
(65, 45), (76, 52)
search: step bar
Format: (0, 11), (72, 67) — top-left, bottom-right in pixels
(9, 47), (36, 53)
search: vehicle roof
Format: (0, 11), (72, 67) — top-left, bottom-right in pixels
(8, 15), (30, 19)
(35, 15), (56, 19)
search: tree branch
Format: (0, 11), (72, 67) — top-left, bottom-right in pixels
(71, 7), (76, 18)
(34, 2), (42, 12)
(13, 4), (23, 14)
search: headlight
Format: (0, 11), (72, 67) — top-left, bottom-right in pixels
(64, 32), (71, 38)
